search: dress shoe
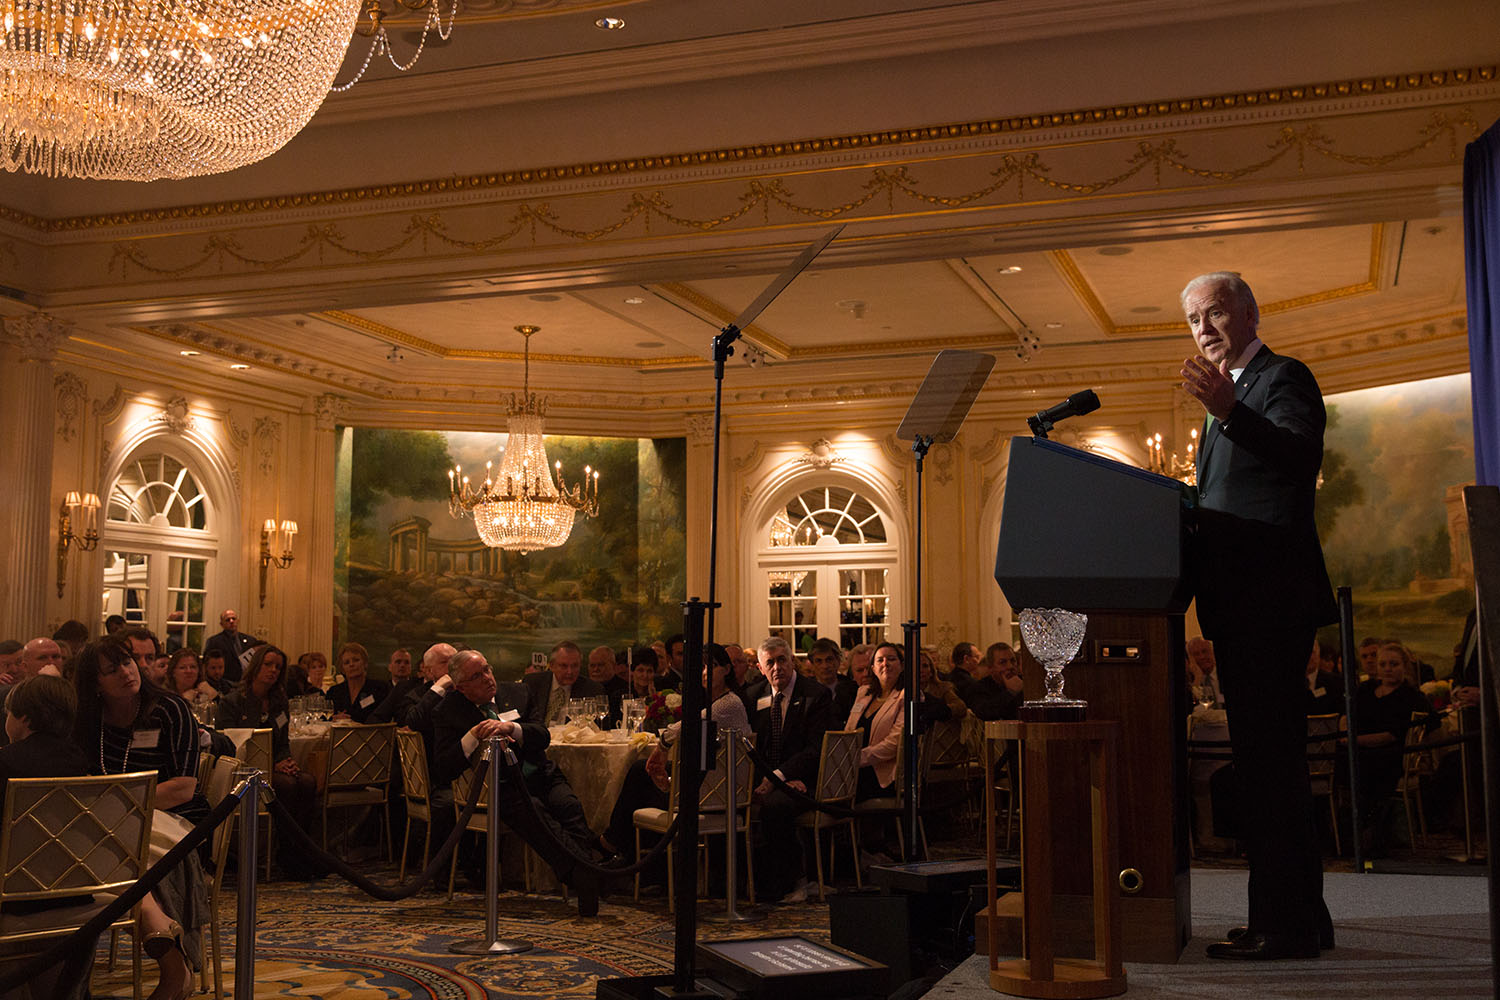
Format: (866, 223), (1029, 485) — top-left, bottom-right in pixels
(1226, 923), (1334, 950)
(1206, 931), (1319, 960)
(573, 869), (601, 917)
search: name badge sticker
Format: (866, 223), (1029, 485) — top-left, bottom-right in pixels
(499, 709), (520, 723)
(131, 729), (161, 749)
(275, 712), (289, 729)
(1312, 687), (1326, 699)
(359, 694), (375, 708)
(756, 695), (772, 712)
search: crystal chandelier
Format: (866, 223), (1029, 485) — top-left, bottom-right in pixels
(448, 325), (600, 554)
(0, 0), (458, 181)
(1145, 428), (1197, 486)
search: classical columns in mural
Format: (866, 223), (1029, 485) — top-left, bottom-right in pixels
(0, 315), (72, 638)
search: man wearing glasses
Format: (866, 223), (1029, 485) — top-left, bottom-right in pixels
(432, 650), (602, 915)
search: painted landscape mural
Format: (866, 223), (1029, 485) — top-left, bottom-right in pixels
(334, 429), (686, 680)
(1315, 372), (1475, 672)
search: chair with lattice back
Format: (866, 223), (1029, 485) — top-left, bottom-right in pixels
(201, 755), (242, 1000)
(1396, 710), (1432, 846)
(0, 771), (157, 1000)
(444, 755), (534, 899)
(395, 728), (435, 881)
(323, 723), (397, 861)
(794, 730), (862, 900)
(235, 729), (276, 879)
(922, 717), (980, 829)
(853, 729), (926, 860)
(1306, 713), (1342, 856)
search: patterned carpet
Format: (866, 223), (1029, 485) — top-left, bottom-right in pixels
(88, 867), (834, 999)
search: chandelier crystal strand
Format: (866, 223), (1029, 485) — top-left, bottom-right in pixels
(448, 325), (600, 553)
(0, 0), (365, 180)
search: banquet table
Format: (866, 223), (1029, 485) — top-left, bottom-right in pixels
(545, 726), (656, 834)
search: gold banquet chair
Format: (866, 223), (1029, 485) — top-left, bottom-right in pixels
(1306, 713), (1342, 856)
(395, 728), (436, 881)
(445, 757), (535, 899)
(323, 723), (398, 862)
(794, 730), (862, 900)
(235, 729), (276, 879)
(0, 771), (157, 1000)
(201, 755), (243, 1000)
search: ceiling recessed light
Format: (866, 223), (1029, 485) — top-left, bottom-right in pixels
(229, 363), (250, 370)
(998, 265), (1023, 273)
(179, 349), (200, 356)
(623, 296), (645, 305)
(1191, 224), (1212, 231)
(1097, 246), (1132, 256)
(1044, 322), (1064, 329)
(595, 16), (625, 30)
(635, 341), (664, 349)
(528, 293), (561, 302)
(1130, 306), (1162, 314)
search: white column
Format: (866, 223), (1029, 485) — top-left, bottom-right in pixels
(307, 395), (347, 654)
(0, 315), (72, 638)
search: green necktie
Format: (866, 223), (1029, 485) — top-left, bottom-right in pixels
(481, 702), (500, 721)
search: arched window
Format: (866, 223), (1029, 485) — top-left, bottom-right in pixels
(757, 482), (898, 652)
(100, 450), (218, 652)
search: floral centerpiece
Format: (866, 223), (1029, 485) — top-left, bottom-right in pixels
(643, 689), (682, 733)
(1420, 679), (1451, 711)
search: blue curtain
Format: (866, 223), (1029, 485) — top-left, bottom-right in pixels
(1464, 118), (1500, 487)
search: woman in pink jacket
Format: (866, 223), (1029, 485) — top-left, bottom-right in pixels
(843, 641), (907, 800)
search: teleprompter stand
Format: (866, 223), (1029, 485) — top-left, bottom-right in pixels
(894, 350), (994, 860)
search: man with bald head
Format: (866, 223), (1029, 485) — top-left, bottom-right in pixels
(1180, 271), (1336, 961)
(0, 638), (68, 745)
(202, 609), (253, 682)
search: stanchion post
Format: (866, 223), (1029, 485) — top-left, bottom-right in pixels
(703, 729), (762, 924)
(1336, 586), (1364, 873)
(233, 769), (261, 999)
(450, 737), (532, 956)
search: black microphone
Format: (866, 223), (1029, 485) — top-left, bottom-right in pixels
(1027, 389), (1100, 438)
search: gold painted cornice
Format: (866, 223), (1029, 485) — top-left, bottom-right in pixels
(3, 64), (1493, 235)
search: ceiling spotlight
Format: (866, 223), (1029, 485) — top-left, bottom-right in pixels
(386, 345), (405, 362)
(179, 349), (200, 356)
(229, 363), (250, 370)
(1013, 330), (1041, 362)
(742, 344), (770, 368)
(595, 16), (625, 30)
(999, 265), (1023, 273)
(623, 296), (645, 305)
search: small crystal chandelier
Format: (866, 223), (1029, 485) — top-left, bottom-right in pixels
(1145, 428), (1197, 486)
(448, 325), (600, 554)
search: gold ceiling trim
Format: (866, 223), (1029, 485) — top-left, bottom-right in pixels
(653, 282), (789, 357)
(786, 331), (1018, 359)
(1055, 222), (1386, 337)
(3, 64), (1492, 235)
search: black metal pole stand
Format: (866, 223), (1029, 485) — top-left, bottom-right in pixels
(900, 434), (933, 863)
(705, 329), (739, 645)
(1336, 587), (1364, 873)
(659, 598), (717, 1000)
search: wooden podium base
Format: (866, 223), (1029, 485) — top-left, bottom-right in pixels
(992, 958), (1125, 1000)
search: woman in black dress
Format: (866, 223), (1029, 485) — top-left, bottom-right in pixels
(327, 642), (389, 724)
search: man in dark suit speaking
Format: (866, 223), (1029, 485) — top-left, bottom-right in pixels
(1180, 271), (1339, 960)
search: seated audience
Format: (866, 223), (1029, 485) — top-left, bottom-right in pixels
(104, 614), (127, 636)
(370, 648), (423, 724)
(847, 644), (873, 689)
(328, 642), (390, 723)
(918, 649), (968, 726)
(200, 649), (230, 694)
(51, 619), (90, 660)
(1, 675), (195, 1000)
(431, 650), (602, 915)
(724, 643), (754, 689)
(628, 647), (660, 700)
(744, 636), (832, 901)
(807, 638), (856, 720)
(1186, 635), (1224, 709)
(946, 642), (980, 690)
(166, 649), (218, 715)
(1352, 641), (1437, 853)
(963, 642), (1025, 720)
(216, 644), (320, 877)
(1305, 639), (1342, 715)
(522, 640), (607, 727)
(0, 640), (20, 686)
(74, 636), (208, 997)
(603, 644), (750, 871)
(846, 642), (907, 802)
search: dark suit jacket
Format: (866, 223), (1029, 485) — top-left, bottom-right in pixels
(1305, 670), (1344, 716)
(202, 630), (254, 682)
(430, 682), (550, 789)
(0, 732), (94, 805)
(370, 677), (426, 724)
(743, 674), (833, 785)
(816, 675), (858, 722)
(519, 672), (607, 726)
(1192, 345), (1338, 638)
(328, 677), (392, 725)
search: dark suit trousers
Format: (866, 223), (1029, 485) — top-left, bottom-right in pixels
(1215, 625), (1325, 937)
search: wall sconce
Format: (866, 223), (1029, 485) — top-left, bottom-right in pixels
(56, 491), (101, 598)
(259, 518), (298, 609)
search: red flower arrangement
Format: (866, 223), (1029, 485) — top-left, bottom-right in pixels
(643, 689), (683, 733)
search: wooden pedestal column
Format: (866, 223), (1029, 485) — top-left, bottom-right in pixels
(987, 720), (1124, 1000)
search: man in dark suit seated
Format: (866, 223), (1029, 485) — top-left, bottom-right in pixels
(963, 642), (1025, 721)
(432, 650), (601, 915)
(1180, 270), (1337, 960)
(742, 636), (833, 902)
(521, 641), (607, 727)
(807, 637), (856, 721)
